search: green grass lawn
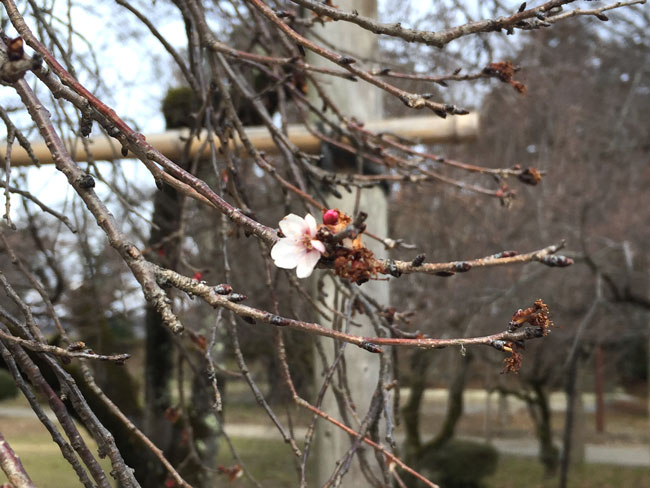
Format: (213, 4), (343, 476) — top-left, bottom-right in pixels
(0, 409), (304, 487)
(1, 393), (648, 487)
(0, 416), (115, 487)
(485, 457), (650, 488)
(220, 437), (310, 487)
(3, 416), (649, 488)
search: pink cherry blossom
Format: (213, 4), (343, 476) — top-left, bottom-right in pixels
(322, 208), (339, 225)
(271, 213), (326, 278)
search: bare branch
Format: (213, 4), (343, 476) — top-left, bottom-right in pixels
(0, 329), (130, 362)
(0, 431), (36, 488)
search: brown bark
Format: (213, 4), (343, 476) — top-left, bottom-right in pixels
(0, 431), (35, 488)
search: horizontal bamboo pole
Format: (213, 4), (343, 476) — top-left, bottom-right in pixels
(3, 114), (478, 167)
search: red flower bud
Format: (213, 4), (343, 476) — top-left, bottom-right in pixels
(323, 209), (339, 225)
(192, 271), (203, 281)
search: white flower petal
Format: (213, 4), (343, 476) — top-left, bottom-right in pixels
(284, 247), (309, 269)
(274, 256), (298, 269)
(273, 259), (295, 269)
(279, 214), (308, 238)
(304, 213), (318, 236)
(295, 249), (321, 278)
(271, 239), (300, 260)
(274, 248), (303, 269)
(311, 239), (326, 254)
(271, 241), (302, 269)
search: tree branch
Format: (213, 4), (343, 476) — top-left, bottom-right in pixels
(0, 431), (36, 488)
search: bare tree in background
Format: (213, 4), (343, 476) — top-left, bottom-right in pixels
(0, 1), (646, 487)
(392, 13), (650, 481)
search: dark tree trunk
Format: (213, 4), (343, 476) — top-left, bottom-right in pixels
(142, 176), (186, 487)
(527, 380), (559, 477)
(560, 348), (583, 488)
(402, 350), (428, 464)
(184, 355), (222, 486)
(402, 351), (472, 463)
(425, 352), (471, 450)
(141, 152), (224, 487)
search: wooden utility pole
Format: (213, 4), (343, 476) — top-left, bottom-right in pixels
(303, 2), (479, 484)
(308, 1), (390, 484)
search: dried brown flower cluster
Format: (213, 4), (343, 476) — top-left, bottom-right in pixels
(510, 299), (553, 331)
(518, 167), (543, 185)
(501, 299), (554, 373)
(318, 209), (382, 284)
(483, 61), (527, 94)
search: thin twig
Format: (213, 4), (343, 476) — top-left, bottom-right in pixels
(0, 329), (130, 362)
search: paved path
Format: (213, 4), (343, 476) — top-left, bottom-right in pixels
(401, 388), (646, 415)
(461, 436), (650, 467)
(3, 405), (648, 468)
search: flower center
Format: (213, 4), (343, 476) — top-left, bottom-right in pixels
(301, 235), (314, 250)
